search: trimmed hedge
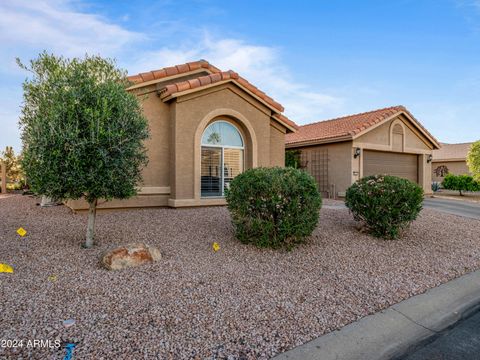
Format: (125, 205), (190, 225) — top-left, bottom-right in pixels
(225, 167), (322, 249)
(345, 175), (424, 239)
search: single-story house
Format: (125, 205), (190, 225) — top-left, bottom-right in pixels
(432, 142), (473, 182)
(285, 106), (441, 197)
(67, 60), (297, 210)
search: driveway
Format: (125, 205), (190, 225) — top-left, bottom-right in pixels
(401, 309), (480, 360)
(423, 197), (480, 220)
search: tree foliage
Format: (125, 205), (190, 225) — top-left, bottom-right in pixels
(18, 52), (149, 247)
(0, 146), (24, 184)
(442, 173), (480, 195)
(467, 140), (480, 182)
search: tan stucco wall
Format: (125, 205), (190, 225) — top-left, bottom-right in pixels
(432, 160), (470, 182)
(136, 88), (171, 188)
(296, 141), (353, 197)
(270, 121), (286, 166)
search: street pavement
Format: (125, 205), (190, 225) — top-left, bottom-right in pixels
(423, 197), (480, 220)
(401, 310), (480, 360)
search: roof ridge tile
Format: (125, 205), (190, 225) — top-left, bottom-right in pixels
(127, 60), (221, 85)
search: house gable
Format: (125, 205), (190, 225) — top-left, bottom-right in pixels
(354, 114), (434, 152)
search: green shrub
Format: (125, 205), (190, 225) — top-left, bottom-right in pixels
(225, 167), (322, 249)
(442, 173), (480, 195)
(285, 149), (302, 168)
(345, 175), (424, 239)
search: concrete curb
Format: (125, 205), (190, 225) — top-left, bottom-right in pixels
(273, 270), (480, 360)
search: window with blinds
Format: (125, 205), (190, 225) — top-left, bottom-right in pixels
(200, 121), (244, 197)
(223, 148), (244, 192)
(201, 147), (222, 197)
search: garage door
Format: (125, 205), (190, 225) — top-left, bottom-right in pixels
(363, 150), (418, 183)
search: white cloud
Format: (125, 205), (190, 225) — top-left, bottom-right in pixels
(0, 0), (143, 60)
(129, 33), (344, 124)
(0, 0), (144, 151)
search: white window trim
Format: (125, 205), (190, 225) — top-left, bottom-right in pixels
(201, 120), (245, 198)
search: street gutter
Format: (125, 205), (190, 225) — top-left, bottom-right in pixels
(273, 269), (480, 360)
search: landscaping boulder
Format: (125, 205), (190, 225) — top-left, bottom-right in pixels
(102, 243), (161, 270)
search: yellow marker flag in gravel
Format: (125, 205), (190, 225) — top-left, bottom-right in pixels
(48, 275), (57, 282)
(0, 263), (14, 273)
(17, 227), (27, 237)
(212, 242), (220, 252)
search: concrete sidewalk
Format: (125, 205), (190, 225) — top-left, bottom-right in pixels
(273, 270), (480, 360)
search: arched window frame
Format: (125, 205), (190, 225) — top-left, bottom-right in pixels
(200, 120), (245, 197)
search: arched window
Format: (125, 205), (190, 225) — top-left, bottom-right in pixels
(201, 121), (244, 197)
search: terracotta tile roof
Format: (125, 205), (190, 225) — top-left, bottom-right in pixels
(286, 105), (440, 148)
(433, 142), (473, 161)
(158, 70), (285, 113)
(128, 59), (296, 130)
(127, 60), (221, 85)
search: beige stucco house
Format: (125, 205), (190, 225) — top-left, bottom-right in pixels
(67, 60), (297, 210)
(285, 106), (441, 197)
(431, 142), (472, 182)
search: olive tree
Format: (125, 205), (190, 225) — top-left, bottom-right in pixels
(0, 146), (23, 184)
(18, 52), (149, 248)
(467, 140), (480, 182)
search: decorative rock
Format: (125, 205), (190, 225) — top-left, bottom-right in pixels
(62, 319), (76, 328)
(102, 243), (161, 270)
(40, 195), (60, 207)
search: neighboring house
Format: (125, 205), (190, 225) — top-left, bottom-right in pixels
(285, 106), (441, 197)
(67, 60), (297, 210)
(432, 142), (472, 182)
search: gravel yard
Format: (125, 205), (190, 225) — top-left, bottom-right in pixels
(1, 195), (480, 359)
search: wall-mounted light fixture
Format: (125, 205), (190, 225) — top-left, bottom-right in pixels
(427, 154), (433, 163)
(354, 147), (361, 159)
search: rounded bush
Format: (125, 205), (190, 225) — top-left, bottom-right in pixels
(345, 175), (424, 239)
(225, 167), (322, 249)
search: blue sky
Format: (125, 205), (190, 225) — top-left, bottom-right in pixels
(1, 0), (479, 152)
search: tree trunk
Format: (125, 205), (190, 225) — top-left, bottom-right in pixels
(85, 198), (98, 248)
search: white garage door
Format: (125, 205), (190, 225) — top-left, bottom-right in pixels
(363, 150), (418, 183)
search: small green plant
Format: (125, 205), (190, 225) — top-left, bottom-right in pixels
(345, 175), (424, 239)
(431, 181), (441, 192)
(442, 173), (480, 196)
(225, 167), (322, 249)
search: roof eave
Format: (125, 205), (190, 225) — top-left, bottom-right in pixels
(432, 158), (467, 162)
(285, 134), (353, 148)
(274, 120), (297, 133)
